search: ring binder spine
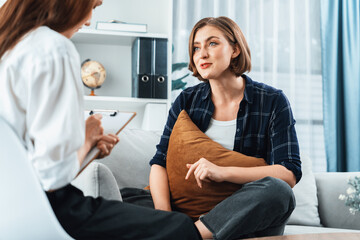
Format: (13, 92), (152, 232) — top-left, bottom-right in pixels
(132, 37), (168, 99)
(153, 38), (168, 99)
(132, 38), (153, 98)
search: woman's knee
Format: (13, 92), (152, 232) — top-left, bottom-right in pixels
(256, 177), (295, 211)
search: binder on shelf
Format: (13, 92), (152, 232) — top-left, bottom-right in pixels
(96, 20), (147, 33)
(132, 38), (153, 98)
(153, 38), (168, 99)
(132, 37), (168, 99)
(78, 110), (136, 176)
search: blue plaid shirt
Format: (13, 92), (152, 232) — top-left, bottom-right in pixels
(150, 75), (302, 183)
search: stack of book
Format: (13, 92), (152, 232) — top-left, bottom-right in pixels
(96, 20), (147, 33)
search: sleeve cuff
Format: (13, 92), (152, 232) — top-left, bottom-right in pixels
(37, 152), (80, 191)
(279, 161), (302, 183)
(149, 157), (166, 168)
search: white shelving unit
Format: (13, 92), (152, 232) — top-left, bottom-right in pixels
(70, 0), (173, 131)
(72, 29), (168, 45)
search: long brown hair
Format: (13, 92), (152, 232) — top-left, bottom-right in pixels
(188, 16), (251, 81)
(0, 0), (97, 59)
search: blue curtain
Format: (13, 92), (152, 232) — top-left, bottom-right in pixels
(321, 0), (360, 172)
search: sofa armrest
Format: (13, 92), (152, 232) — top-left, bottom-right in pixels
(71, 162), (122, 202)
(315, 172), (360, 230)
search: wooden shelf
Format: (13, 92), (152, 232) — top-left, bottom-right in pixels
(72, 29), (168, 45)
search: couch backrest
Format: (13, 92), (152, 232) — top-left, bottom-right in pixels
(287, 154), (321, 227)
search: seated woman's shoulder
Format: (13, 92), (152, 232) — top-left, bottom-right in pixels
(250, 79), (283, 95)
(184, 81), (208, 91)
(172, 82), (209, 107)
(182, 82), (210, 96)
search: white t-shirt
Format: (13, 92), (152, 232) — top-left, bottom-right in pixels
(204, 118), (237, 150)
(0, 26), (84, 191)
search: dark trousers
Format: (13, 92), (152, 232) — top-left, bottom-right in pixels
(46, 184), (201, 240)
(201, 177), (296, 240)
(122, 177), (295, 240)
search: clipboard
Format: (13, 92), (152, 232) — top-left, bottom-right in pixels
(77, 109), (136, 176)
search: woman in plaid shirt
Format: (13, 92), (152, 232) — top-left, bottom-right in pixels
(149, 16), (301, 240)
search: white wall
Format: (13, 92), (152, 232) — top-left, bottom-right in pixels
(86, 0), (170, 34)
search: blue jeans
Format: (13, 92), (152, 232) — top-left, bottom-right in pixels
(200, 177), (296, 240)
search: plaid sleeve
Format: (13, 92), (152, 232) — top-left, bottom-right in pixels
(269, 91), (302, 183)
(149, 91), (187, 167)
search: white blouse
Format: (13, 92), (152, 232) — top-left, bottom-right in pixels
(204, 118), (237, 151)
(0, 26), (84, 191)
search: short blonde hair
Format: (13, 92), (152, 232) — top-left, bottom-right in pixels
(188, 16), (251, 81)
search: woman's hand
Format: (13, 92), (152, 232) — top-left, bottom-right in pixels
(185, 157), (225, 188)
(85, 114), (119, 159)
(77, 114), (104, 167)
(96, 133), (119, 159)
(85, 114), (103, 149)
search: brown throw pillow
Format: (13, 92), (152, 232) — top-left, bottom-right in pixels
(166, 110), (268, 220)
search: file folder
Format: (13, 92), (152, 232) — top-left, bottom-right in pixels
(153, 38), (168, 99)
(132, 37), (153, 98)
(132, 37), (168, 99)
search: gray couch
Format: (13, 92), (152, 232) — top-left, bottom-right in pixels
(72, 129), (360, 236)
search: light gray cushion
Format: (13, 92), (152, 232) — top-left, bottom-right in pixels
(287, 154), (321, 226)
(315, 172), (360, 230)
(71, 162), (122, 201)
(99, 128), (161, 189)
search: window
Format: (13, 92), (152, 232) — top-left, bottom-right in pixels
(172, 0), (326, 171)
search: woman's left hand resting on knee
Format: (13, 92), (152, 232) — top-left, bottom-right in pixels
(186, 158), (297, 188)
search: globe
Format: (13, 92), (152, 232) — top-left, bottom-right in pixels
(81, 59), (106, 96)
